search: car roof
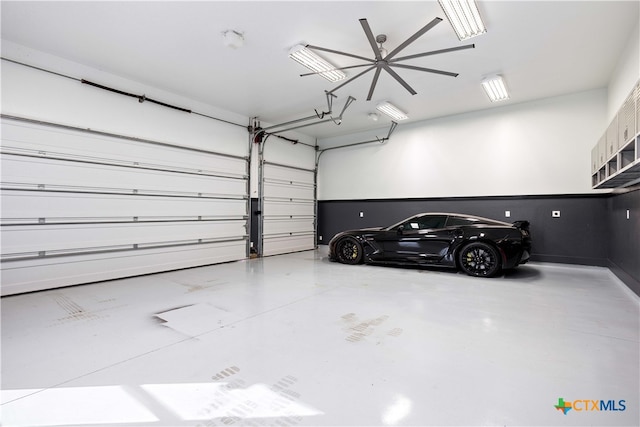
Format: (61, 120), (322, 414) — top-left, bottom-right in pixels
(388, 212), (512, 229)
(416, 212), (502, 221)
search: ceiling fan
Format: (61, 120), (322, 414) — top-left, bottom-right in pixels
(301, 17), (475, 101)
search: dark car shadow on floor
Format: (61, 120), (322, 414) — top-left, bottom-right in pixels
(500, 265), (541, 280)
(323, 256), (541, 281)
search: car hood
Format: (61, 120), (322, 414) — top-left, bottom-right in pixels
(341, 227), (385, 234)
(330, 227), (384, 241)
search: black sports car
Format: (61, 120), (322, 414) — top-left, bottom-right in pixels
(328, 212), (531, 277)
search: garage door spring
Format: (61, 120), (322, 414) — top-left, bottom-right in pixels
(81, 79), (192, 113)
(2, 57), (247, 129)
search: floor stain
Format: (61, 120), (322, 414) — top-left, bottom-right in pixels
(387, 327), (403, 337)
(212, 366), (240, 381)
(342, 313), (402, 343)
(341, 313), (357, 322)
(199, 369), (306, 427)
(52, 294), (100, 323)
(346, 332), (366, 342)
(175, 278), (228, 293)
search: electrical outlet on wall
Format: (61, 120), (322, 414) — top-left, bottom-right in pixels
(552, 210), (561, 218)
(359, 212), (364, 218)
(505, 210), (511, 218)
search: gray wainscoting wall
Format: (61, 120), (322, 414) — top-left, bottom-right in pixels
(607, 188), (640, 295)
(318, 188), (640, 296)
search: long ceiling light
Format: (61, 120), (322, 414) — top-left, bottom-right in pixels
(438, 0), (487, 41)
(376, 101), (408, 121)
(289, 44), (346, 82)
(482, 75), (509, 102)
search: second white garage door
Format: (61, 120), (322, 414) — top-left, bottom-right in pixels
(261, 162), (316, 256)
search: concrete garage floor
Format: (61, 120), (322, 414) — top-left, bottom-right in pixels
(1, 246), (638, 427)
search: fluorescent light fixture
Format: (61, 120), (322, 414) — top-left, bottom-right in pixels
(289, 44), (346, 82)
(376, 101), (408, 121)
(482, 75), (509, 102)
(438, 0), (487, 41)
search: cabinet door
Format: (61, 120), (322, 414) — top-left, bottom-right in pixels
(619, 92), (635, 145)
(591, 144), (599, 174)
(606, 116), (618, 159)
(598, 133), (607, 166)
(635, 82), (640, 136)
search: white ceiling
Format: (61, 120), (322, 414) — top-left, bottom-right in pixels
(1, 1), (638, 139)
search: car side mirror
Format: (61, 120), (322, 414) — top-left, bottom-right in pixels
(397, 225), (404, 235)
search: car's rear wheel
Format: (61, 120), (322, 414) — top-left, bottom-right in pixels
(459, 242), (501, 277)
(335, 237), (363, 265)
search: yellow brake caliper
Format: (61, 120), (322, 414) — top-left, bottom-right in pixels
(466, 251), (474, 266)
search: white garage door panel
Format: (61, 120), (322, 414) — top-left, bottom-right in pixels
(2, 120), (246, 178)
(263, 182), (314, 200)
(2, 155), (246, 197)
(2, 221), (246, 257)
(2, 192), (246, 223)
(1, 116), (249, 295)
(263, 199), (314, 217)
(263, 163), (315, 184)
(262, 235), (315, 257)
(1, 240), (247, 296)
(263, 218), (314, 235)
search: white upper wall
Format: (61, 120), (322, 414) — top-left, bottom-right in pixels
(318, 89), (607, 200)
(318, 18), (640, 201)
(607, 20), (639, 121)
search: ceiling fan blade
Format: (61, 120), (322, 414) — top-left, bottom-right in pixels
(359, 18), (382, 60)
(307, 45), (374, 63)
(366, 67), (383, 101)
(390, 44), (475, 63)
(385, 17), (442, 61)
(390, 63), (459, 77)
(327, 65), (376, 95)
(382, 64), (417, 95)
(299, 63), (374, 77)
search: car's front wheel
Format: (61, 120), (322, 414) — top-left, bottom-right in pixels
(458, 242), (501, 277)
(335, 237), (363, 265)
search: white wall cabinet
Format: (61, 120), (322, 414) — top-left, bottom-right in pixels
(592, 81), (640, 189)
